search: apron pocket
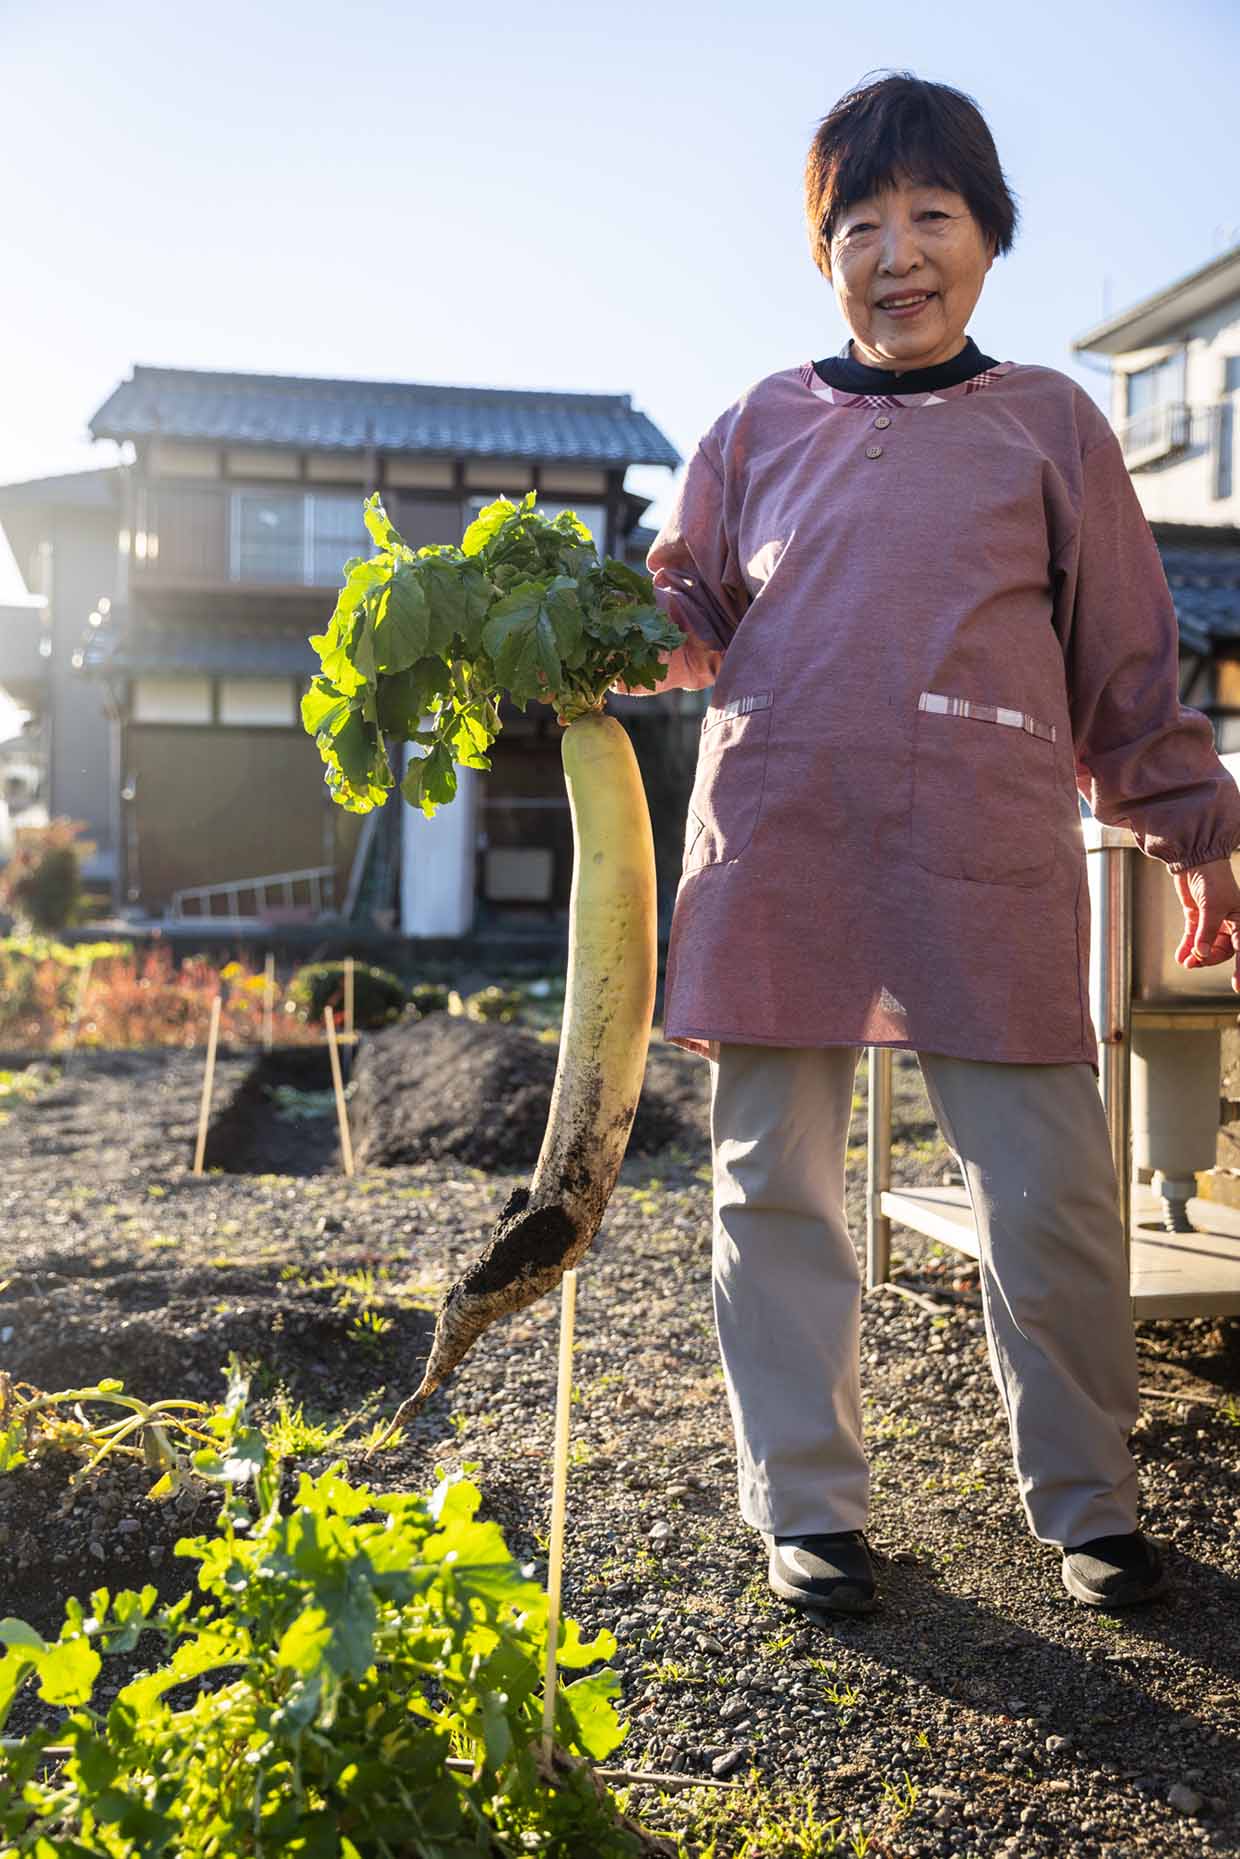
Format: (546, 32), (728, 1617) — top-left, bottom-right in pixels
(685, 690), (774, 871)
(910, 689), (1059, 887)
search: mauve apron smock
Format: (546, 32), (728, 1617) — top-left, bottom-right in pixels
(626, 356), (1240, 1066)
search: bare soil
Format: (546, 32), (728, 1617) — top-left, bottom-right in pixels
(1, 1028), (1239, 1858)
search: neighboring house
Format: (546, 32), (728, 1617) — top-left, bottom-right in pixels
(0, 366), (684, 935)
(1072, 240), (1240, 747)
(0, 479), (121, 887)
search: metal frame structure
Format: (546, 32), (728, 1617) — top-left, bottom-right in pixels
(168, 865), (336, 922)
(867, 826), (1240, 1320)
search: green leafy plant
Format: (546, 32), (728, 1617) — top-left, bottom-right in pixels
(263, 1396), (348, 1458)
(0, 1367), (645, 1857)
(303, 493), (679, 819)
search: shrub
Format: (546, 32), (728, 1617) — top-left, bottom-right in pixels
(289, 960), (407, 1030)
(408, 981), (451, 1014)
(0, 819), (94, 933)
(0, 943), (322, 1051)
(450, 983), (525, 1023)
(0, 1366), (640, 1857)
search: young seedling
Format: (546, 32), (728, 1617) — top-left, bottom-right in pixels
(303, 493), (680, 1423)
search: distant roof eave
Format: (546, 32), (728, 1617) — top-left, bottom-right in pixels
(1072, 244), (1240, 357)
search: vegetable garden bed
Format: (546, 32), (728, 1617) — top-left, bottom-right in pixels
(2, 1044), (1240, 1856)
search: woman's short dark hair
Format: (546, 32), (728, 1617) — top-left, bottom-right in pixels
(804, 70), (1021, 278)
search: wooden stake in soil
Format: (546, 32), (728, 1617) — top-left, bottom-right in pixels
(542, 1267), (578, 1758)
(343, 955), (355, 1044)
(324, 1006), (355, 1177)
(263, 953), (276, 1051)
(192, 996), (223, 1178)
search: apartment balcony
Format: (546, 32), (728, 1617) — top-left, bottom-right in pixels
(1116, 399), (1233, 474)
(1117, 401), (1192, 469)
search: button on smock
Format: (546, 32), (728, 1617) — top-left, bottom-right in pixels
(865, 444), (884, 459)
(873, 415), (892, 429)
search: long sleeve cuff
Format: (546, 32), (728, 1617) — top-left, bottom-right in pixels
(1163, 832), (1240, 875)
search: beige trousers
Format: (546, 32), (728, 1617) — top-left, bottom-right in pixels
(708, 1043), (1141, 1548)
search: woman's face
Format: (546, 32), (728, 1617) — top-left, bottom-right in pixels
(823, 173), (996, 372)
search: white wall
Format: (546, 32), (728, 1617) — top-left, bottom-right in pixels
(400, 747), (477, 937)
(1116, 298), (1240, 527)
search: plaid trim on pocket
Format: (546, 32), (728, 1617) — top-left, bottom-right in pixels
(702, 689), (774, 733)
(917, 690), (1056, 744)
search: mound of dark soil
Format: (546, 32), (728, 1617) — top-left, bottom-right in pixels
(0, 1257), (434, 1409)
(350, 1016), (710, 1172)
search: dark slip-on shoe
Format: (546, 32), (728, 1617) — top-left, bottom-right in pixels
(1061, 1530), (1168, 1608)
(768, 1530), (879, 1615)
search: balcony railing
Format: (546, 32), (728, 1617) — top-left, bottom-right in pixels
(1117, 401), (1192, 467)
(1119, 397), (1234, 461)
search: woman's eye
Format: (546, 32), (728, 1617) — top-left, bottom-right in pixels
(846, 211), (947, 235)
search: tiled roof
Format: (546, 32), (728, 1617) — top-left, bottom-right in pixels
(88, 365), (681, 468)
(88, 625), (316, 679)
(0, 467), (122, 510)
(1157, 535), (1240, 656)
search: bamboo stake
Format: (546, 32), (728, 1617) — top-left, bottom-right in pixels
(542, 1267), (578, 1758)
(324, 1006), (354, 1177)
(344, 955), (355, 1044)
(263, 953), (276, 1051)
(192, 997), (222, 1178)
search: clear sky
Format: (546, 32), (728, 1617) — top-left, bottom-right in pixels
(1, 0), (1237, 607)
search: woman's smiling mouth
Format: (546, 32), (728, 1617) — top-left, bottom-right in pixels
(877, 291), (937, 316)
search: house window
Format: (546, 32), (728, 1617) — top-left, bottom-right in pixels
(310, 493), (369, 584)
(1125, 351), (1187, 454)
(218, 678), (297, 727)
(132, 677), (212, 724)
(230, 491), (368, 584)
(1127, 351), (1186, 417)
(233, 491), (304, 582)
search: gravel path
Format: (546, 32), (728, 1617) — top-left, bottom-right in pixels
(1, 1036), (1239, 1857)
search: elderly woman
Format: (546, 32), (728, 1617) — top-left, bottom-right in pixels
(615, 71), (1240, 1616)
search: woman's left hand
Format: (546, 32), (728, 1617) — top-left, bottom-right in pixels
(1172, 858), (1240, 990)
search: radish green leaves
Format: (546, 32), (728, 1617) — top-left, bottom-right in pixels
(302, 492), (681, 817)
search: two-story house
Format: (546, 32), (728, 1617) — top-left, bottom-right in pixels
(0, 365), (684, 937)
(1072, 240), (1240, 745)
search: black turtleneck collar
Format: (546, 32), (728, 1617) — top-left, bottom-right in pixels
(813, 333), (999, 396)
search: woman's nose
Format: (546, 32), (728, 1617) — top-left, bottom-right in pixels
(875, 221), (925, 272)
